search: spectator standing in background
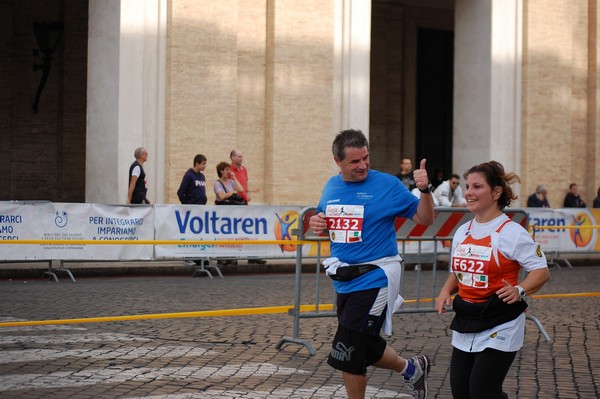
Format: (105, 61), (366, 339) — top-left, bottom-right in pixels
(230, 149), (267, 265)
(593, 186), (600, 208)
(395, 158), (416, 191)
(127, 147), (151, 204)
(177, 154), (208, 205)
(527, 185), (550, 208)
(563, 183), (587, 208)
(230, 149), (252, 203)
(213, 162), (244, 204)
(433, 174), (468, 207)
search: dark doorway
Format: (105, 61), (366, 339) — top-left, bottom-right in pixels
(416, 28), (454, 183)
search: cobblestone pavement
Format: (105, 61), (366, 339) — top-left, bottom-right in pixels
(0, 265), (599, 398)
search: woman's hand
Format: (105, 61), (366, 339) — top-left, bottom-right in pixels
(435, 290), (453, 314)
(436, 274), (459, 314)
(497, 280), (522, 304)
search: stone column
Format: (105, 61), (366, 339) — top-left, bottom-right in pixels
(333, 0), (372, 136)
(454, 0), (522, 183)
(86, 0), (166, 204)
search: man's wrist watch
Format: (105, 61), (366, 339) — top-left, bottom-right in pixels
(418, 184), (432, 194)
(515, 285), (526, 301)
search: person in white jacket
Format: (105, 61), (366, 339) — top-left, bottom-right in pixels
(434, 174), (467, 207)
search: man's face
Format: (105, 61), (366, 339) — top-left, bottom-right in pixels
(400, 159), (412, 173)
(336, 146), (369, 182)
(231, 151), (244, 166)
(570, 185), (579, 195)
(198, 161), (206, 172)
(450, 177), (460, 189)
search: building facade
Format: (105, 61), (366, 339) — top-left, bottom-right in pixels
(2, 0), (599, 208)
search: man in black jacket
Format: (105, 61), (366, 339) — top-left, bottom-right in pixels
(563, 183), (587, 208)
(177, 154), (208, 204)
(527, 185), (550, 207)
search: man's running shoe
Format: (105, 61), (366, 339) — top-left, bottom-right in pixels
(403, 354), (431, 399)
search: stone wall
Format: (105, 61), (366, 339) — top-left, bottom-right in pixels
(166, 0), (334, 206)
(521, 0), (599, 207)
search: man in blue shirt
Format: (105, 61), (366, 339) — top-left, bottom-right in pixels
(309, 129), (434, 399)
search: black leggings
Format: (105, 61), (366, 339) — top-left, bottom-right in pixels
(450, 347), (517, 399)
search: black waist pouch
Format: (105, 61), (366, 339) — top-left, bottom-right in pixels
(329, 264), (379, 281)
(450, 293), (527, 333)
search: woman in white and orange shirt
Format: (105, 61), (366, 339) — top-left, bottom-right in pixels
(435, 160), (550, 399)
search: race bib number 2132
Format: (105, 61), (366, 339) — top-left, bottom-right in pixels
(325, 204), (364, 243)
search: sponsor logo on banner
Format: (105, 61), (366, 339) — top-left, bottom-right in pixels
(569, 212), (594, 248)
(174, 210), (268, 235)
(55, 211), (68, 228)
(274, 210), (299, 252)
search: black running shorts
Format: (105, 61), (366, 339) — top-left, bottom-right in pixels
(327, 287), (389, 375)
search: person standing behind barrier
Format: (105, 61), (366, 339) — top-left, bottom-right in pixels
(213, 161), (244, 266)
(395, 157), (416, 190)
(309, 129), (434, 399)
(230, 149), (255, 203)
(526, 184), (550, 207)
(435, 160), (550, 399)
(230, 149), (267, 265)
(563, 183), (587, 208)
(433, 174), (467, 207)
(177, 154), (208, 205)
(593, 186), (600, 208)
(213, 162), (245, 204)
(127, 147), (151, 204)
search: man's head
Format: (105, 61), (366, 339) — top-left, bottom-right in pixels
(134, 147), (148, 163)
(332, 129), (370, 182)
(569, 183), (579, 195)
(449, 174), (460, 189)
(230, 149), (243, 167)
(193, 154), (207, 172)
(536, 185), (547, 195)
(400, 158), (413, 174)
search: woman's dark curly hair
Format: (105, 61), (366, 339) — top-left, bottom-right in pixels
(463, 160), (520, 210)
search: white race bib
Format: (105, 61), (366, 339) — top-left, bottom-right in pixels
(325, 204), (364, 243)
(452, 243), (492, 288)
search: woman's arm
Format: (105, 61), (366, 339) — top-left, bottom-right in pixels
(498, 268), (550, 304)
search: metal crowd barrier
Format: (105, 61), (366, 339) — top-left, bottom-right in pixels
(276, 207), (550, 356)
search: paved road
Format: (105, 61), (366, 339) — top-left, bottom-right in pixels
(0, 265), (599, 398)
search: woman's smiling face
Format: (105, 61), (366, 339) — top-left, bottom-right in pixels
(465, 172), (502, 215)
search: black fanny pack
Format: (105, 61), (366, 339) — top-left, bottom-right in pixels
(329, 263), (379, 281)
(450, 293), (528, 333)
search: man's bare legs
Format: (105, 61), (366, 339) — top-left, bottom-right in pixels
(342, 345), (408, 399)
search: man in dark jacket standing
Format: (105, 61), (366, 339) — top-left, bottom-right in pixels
(527, 185), (551, 207)
(564, 183), (587, 208)
(127, 147), (151, 204)
(177, 154), (208, 204)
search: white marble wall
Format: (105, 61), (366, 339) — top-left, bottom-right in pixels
(333, 0), (372, 147)
(454, 0), (521, 185)
(86, 0), (166, 204)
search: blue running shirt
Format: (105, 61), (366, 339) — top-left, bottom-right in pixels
(317, 170), (419, 265)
